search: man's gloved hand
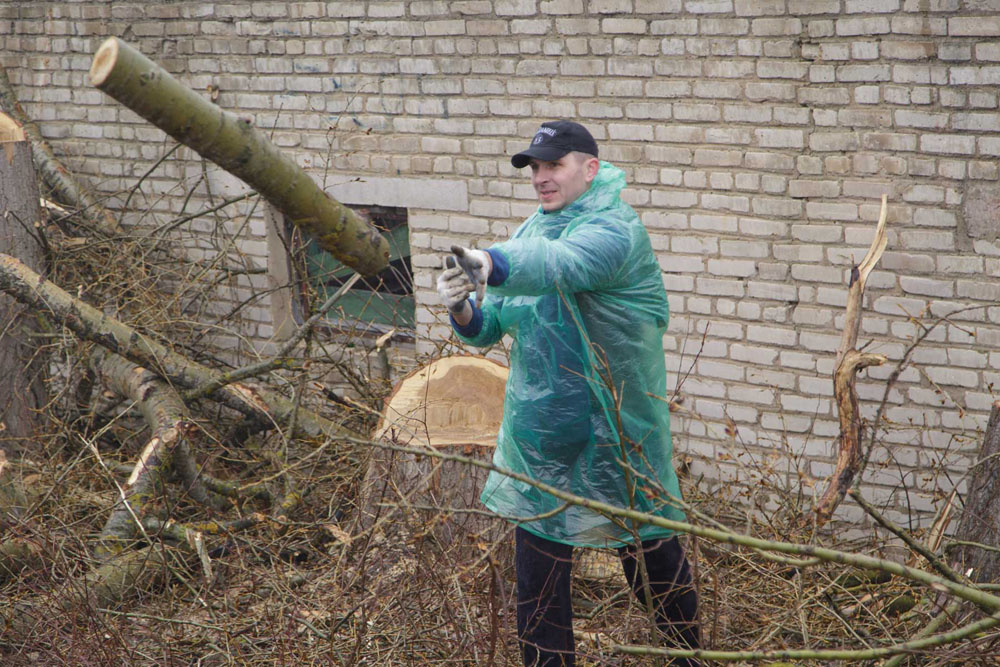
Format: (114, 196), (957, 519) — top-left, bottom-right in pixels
(437, 257), (474, 316)
(450, 245), (492, 308)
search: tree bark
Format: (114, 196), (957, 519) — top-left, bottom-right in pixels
(0, 252), (366, 449)
(0, 112), (47, 457)
(952, 401), (1000, 584)
(0, 65), (120, 236)
(88, 37), (389, 277)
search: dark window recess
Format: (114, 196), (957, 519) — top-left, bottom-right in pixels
(300, 205), (414, 329)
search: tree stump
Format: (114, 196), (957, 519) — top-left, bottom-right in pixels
(362, 355), (511, 553)
(0, 111), (46, 456)
(952, 401), (1000, 583)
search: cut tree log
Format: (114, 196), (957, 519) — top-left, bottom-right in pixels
(951, 401), (1000, 584)
(362, 355), (510, 551)
(0, 253), (365, 448)
(0, 112), (47, 457)
(0, 65), (120, 236)
(88, 37), (389, 277)
(814, 195), (889, 524)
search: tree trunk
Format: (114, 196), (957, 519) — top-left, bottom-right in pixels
(363, 355), (510, 552)
(952, 401), (1000, 584)
(0, 112), (46, 456)
(88, 37), (389, 276)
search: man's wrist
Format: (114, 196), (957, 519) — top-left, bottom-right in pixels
(450, 299), (484, 337)
(450, 299), (473, 326)
(485, 248), (509, 286)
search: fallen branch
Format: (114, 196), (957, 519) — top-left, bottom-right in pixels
(0, 253), (364, 447)
(92, 348), (228, 558)
(815, 195), (889, 524)
(88, 37), (388, 276)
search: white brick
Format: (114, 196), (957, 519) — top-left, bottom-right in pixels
(755, 128), (804, 148)
(747, 324), (797, 346)
(728, 386), (775, 405)
(925, 367), (979, 388)
(730, 343), (778, 364)
(696, 277), (746, 296)
(705, 258), (755, 277)
(699, 359), (745, 381)
(495, 0), (536, 15)
(921, 134), (976, 155)
(747, 281), (797, 301)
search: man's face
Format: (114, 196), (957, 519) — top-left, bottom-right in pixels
(529, 153), (599, 212)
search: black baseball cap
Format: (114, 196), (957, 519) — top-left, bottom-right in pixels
(511, 120), (599, 168)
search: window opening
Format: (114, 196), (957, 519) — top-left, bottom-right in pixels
(298, 205), (414, 330)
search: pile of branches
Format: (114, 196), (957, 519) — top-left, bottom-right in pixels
(0, 94), (397, 663)
(4, 417), (1000, 664)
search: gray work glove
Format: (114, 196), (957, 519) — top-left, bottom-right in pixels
(450, 245), (491, 308)
(437, 257), (474, 315)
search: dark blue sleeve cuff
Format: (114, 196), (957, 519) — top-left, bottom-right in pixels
(450, 299), (483, 337)
(486, 248), (509, 286)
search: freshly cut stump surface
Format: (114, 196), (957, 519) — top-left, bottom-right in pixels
(363, 355), (511, 553)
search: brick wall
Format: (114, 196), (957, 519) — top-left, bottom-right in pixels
(5, 1), (1000, 526)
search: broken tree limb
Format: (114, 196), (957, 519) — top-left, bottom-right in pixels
(88, 37), (389, 276)
(92, 348), (224, 512)
(0, 65), (121, 236)
(92, 348), (228, 558)
(835, 194), (890, 370)
(815, 195), (889, 524)
(0, 253), (365, 448)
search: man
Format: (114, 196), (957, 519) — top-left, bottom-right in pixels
(437, 121), (700, 666)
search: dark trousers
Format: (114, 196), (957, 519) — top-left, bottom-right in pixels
(515, 527), (700, 667)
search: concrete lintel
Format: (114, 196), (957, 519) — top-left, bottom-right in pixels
(325, 176), (469, 212)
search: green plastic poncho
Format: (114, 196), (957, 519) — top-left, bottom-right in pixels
(455, 161), (686, 548)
